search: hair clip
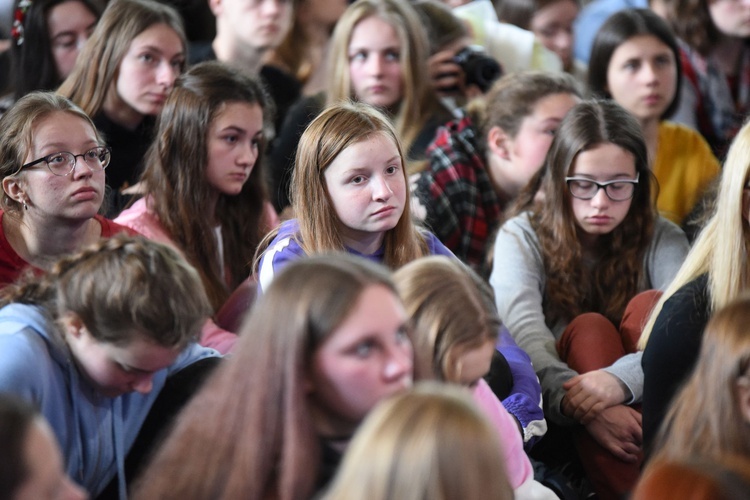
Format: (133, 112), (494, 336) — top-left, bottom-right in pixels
(11, 0), (32, 46)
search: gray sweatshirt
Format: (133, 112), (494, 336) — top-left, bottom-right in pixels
(490, 213), (689, 425)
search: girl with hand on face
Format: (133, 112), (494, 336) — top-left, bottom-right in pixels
(589, 9), (719, 227)
(257, 102), (453, 292)
(324, 384), (513, 500)
(491, 100), (689, 499)
(664, 0), (750, 155)
(0, 395), (87, 500)
(132, 255), (414, 499)
(115, 62), (279, 353)
(499, 0), (587, 85)
(393, 256), (557, 500)
(412, 71), (581, 272)
(269, 0), (450, 212)
(58, 0), (186, 210)
(639, 120), (750, 453)
(0, 92), (132, 286)
(2, 0), (100, 113)
(0, 236), (219, 499)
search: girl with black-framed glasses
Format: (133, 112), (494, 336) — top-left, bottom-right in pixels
(489, 99), (690, 499)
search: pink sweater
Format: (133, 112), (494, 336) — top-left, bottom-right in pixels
(115, 197), (280, 354)
(473, 379), (557, 499)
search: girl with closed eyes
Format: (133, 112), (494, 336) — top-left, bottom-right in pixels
(491, 99), (689, 499)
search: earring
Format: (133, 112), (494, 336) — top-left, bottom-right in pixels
(22, 200), (28, 211)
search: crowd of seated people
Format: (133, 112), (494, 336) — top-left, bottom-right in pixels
(1, 0), (749, 497)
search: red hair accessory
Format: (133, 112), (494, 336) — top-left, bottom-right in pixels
(11, 0), (32, 46)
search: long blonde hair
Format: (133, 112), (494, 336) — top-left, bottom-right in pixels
(639, 121), (750, 348)
(326, 0), (442, 161)
(393, 256), (501, 381)
(323, 383), (513, 500)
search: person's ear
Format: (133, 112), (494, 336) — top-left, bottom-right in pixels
(2, 176), (27, 207)
(208, 0), (223, 17)
(487, 125), (511, 161)
(736, 376), (750, 425)
(59, 313), (86, 340)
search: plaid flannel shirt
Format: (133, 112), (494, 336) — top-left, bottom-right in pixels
(413, 115), (502, 271)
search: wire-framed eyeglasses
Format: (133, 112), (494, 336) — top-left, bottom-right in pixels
(565, 173), (639, 202)
(19, 146), (111, 177)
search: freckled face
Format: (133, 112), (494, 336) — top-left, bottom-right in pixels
(308, 284), (413, 436)
(323, 133), (406, 254)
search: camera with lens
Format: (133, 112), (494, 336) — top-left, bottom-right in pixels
(453, 46), (502, 93)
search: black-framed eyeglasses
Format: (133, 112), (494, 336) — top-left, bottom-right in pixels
(565, 173), (639, 202)
(19, 146), (111, 177)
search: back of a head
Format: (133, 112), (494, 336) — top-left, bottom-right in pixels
(323, 382), (513, 500)
(392, 256), (501, 381)
(1, 235), (210, 349)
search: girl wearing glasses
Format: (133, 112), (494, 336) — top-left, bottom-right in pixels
(490, 100), (689, 499)
(588, 9), (719, 227)
(0, 92), (132, 287)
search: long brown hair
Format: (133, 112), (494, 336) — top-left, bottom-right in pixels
(140, 61), (272, 311)
(324, 383), (513, 500)
(513, 100), (655, 325)
(132, 254), (398, 500)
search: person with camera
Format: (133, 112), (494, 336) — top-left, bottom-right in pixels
(413, 0), (502, 114)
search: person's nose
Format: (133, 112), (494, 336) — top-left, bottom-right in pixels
(371, 175), (393, 201)
(383, 339), (413, 382)
(590, 186), (610, 208)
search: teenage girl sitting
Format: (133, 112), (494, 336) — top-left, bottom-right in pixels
(490, 99), (689, 498)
